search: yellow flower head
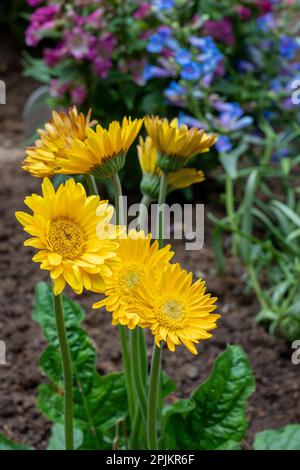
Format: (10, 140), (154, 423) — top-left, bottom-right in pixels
(137, 136), (205, 199)
(57, 117), (143, 178)
(16, 178), (120, 295)
(134, 263), (219, 354)
(92, 229), (174, 329)
(144, 116), (217, 172)
(23, 107), (95, 178)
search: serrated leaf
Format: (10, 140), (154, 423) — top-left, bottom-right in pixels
(33, 282), (127, 449)
(254, 424), (300, 450)
(162, 345), (255, 450)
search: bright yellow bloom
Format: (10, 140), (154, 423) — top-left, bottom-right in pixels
(144, 116), (217, 171)
(92, 229), (174, 329)
(57, 117), (144, 178)
(16, 178), (120, 295)
(23, 107), (95, 178)
(137, 136), (205, 198)
(134, 263), (219, 354)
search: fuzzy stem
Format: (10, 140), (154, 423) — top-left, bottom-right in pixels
(53, 291), (74, 450)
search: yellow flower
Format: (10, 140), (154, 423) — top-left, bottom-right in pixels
(23, 107), (96, 178)
(92, 229), (174, 329)
(16, 177), (120, 295)
(134, 263), (219, 354)
(137, 136), (205, 199)
(57, 117), (144, 178)
(144, 116), (217, 172)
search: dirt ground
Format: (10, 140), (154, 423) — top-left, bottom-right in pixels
(0, 34), (300, 450)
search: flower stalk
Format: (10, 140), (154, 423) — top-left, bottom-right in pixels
(52, 291), (74, 450)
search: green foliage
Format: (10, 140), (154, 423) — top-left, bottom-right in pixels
(254, 424), (300, 450)
(0, 434), (33, 450)
(162, 345), (255, 450)
(33, 282), (128, 449)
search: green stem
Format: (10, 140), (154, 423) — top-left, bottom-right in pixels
(138, 326), (148, 387)
(111, 172), (124, 225)
(225, 174), (238, 256)
(52, 291), (74, 450)
(110, 171), (135, 427)
(130, 330), (147, 424)
(246, 264), (269, 311)
(85, 174), (99, 196)
(147, 344), (162, 450)
(146, 169), (168, 450)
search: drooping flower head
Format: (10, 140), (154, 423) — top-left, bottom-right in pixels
(92, 229), (174, 329)
(144, 116), (217, 172)
(23, 107), (96, 177)
(57, 117), (143, 178)
(138, 136), (205, 199)
(134, 263), (219, 354)
(16, 178), (121, 295)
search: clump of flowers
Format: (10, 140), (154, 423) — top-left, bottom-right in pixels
(16, 107), (221, 450)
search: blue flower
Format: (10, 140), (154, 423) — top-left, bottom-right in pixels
(153, 0), (174, 11)
(165, 81), (186, 98)
(279, 35), (299, 61)
(180, 62), (203, 81)
(215, 136), (232, 154)
(178, 112), (206, 129)
(257, 13), (276, 32)
(175, 49), (192, 66)
(213, 101), (253, 132)
(146, 26), (172, 54)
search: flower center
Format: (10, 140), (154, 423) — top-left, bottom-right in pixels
(49, 218), (85, 259)
(117, 263), (146, 302)
(155, 297), (186, 329)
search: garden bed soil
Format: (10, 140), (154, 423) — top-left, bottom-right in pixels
(1, 160), (300, 449)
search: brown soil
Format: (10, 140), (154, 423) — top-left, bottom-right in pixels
(1, 33), (300, 450)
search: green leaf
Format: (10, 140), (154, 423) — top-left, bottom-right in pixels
(254, 424), (300, 450)
(47, 424), (83, 450)
(0, 434), (34, 450)
(33, 282), (128, 449)
(162, 345), (255, 450)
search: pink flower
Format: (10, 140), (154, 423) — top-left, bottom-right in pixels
(84, 8), (105, 27)
(133, 3), (151, 19)
(70, 84), (86, 105)
(27, 0), (43, 6)
(25, 5), (60, 47)
(43, 43), (67, 67)
(204, 18), (235, 46)
(49, 79), (70, 98)
(64, 27), (95, 60)
(236, 5), (252, 20)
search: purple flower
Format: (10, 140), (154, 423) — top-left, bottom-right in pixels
(44, 43), (67, 67)
(25, 5), (60, 47)
(27, 0), (43, 6)
(64, 27), (95, 60)
(175, 49), (192, 66)
(213, 101), (253, 131)
(143, 64), (173, 81)
(134, 3), (151, 19)
(178, 112), (207, 130)
(70, 84), (86, 105)
(180, 62), (203, 81)
(204, 18), (235, 46)
(49, 79), (70, 99)
(216, 136), (233, 153)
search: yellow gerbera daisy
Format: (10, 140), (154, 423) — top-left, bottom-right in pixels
(137, 136), (205, 199)
(57, 117), (143, 178)
(134, 263), (219, 354)
(23, 107), (96, 178)
(92, 229), (174, 329)
(144, 116), (217, 172)
(16, 177), (120, 295)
